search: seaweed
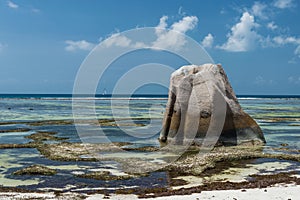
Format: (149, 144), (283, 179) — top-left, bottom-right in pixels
(13, 165), (57, 176)
(76, 171), (132, 181)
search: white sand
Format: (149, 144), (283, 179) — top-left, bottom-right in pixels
(139, 185), (300, 200)
(1, 185), (299, 199)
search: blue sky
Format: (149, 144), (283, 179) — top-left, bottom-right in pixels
(0, 0), (299, 94)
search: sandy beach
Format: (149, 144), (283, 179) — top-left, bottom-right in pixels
(1, 184), (299, 199)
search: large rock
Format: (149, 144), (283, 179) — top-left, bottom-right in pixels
(159, 64), (266, 146)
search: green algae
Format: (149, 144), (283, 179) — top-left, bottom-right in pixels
(121, 146), (160, 152)
(138, 172), (300, 198)
(13, 165), (57, 176)
(164, 146), (300, 177)
(76, 171), (132, 181)
(0, 117), (299, 196)
(0, 128), (31, 133)
(25, 131), (68, 142)
(36, 142), (131, 162)
(0, 143), (37, 149)
(26, 120), (74, 126)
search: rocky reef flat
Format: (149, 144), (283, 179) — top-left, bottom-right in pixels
(0, 118), (299, 199)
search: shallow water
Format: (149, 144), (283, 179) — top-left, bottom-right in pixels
(239, 98), (300, 151)
(1, 96), (299, 148)
(0, 96), (299, 190)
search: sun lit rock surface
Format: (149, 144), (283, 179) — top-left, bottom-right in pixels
(159, 64), (266, 146)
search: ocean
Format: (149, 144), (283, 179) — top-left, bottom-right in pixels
(1, 94), (299, 147)
(0, 94), (299, 191)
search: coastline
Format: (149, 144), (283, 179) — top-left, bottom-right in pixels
(1, 184), (299, 199)
(0, 96), (299, 198)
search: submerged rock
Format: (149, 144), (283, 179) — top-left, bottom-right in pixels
(159, 64), (266, 146)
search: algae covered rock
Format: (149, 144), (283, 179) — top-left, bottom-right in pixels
(159, 64), (266, 146)
(13, 164), (57, 176)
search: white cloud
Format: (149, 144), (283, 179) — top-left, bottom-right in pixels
(102, 33), (132, 47)
(201, 33), (214, 48)
(267, 21), (278, 30)
(178, 6), (186, 16)
(152, 16), (198, 50)
(273, 36), (299, 45)
(251, 2), (268, 19)
(65, 40), (96, 52)
(217, 0), (298, 59)
(64, 15), (198, 52)
(7, 1), (18, 9)
(272, 36), (300, 57)
(171, 16), (198, 33)
(273, 0), (294, 9)
(217, 12), (261, 52)
(155, 16), (168, 36)
(97, 15), (198, 51)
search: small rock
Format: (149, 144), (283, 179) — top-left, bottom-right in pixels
(13, 164), (56, 176)
(280, 143), (289, 147)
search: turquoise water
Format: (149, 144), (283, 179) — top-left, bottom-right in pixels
(0, 95), (299, 191)
(0, 96), (299, 149)
(239, 97), (300, 150)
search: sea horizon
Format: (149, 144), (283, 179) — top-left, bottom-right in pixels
(0, 93), (300, 99)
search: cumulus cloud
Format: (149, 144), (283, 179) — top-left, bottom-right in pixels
(251, 2), (268, 19)
(152, 16), (198, 50)
(65, 40), (96, 52)
(65, 15), (198, 52)
(217, 12), (261, 52)
(100, 33), (148, 49)
(273, 0), (294, 9)
(273, 36), (299, 45)
(155, 16), (168, 36)
(7, 1), (18, 9)
(201, 33), (214, 48)
(98, 15), (198, 51)
(102, 33), (132, 47)
(217, 0), (299, 60)
(171, 16), (198, 33)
